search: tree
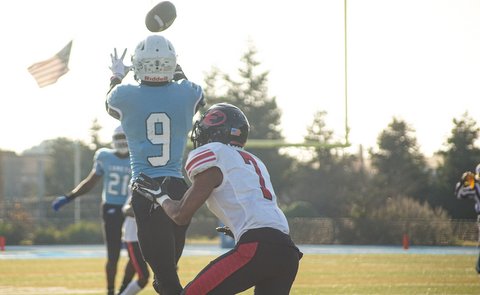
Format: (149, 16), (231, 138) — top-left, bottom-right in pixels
(369, 118), (431, 202)
(202, 42), (292, 194)
(289, 111), (366, 217)
(204, 43), (282, 140)
(43, 138), (97, 196)
(433, 112), (480, 218)
(89, 119), (104, 150)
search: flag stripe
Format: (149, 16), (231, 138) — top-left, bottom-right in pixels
(28, 41), (72, 88)
(28, 58), (65, 74)
(31, 62), (69, 87)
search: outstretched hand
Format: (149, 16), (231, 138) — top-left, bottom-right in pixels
(110, 48), (130, 80)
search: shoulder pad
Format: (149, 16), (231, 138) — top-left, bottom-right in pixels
(185, 145), (219, 180)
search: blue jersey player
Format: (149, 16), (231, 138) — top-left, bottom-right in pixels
(106, 34), (205, 295)
(52, 126), (131, 295)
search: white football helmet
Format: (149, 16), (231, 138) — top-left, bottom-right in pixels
(131, 35), (177, 82)
(112, 125), (129, 155)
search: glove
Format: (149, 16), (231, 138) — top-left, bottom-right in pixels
(173, 64), (188, 81)
(216, 226), (234, 239)
(132, 173), (171, 205)
(461, 171), (476, 188)
(52, 195), (73, 211)
(109, 48), (130, 80)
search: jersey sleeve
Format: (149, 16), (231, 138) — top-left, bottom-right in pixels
(185, 145), (219, 181)
(456, 183), (477, 199)
(179, 80), (204, 112)
(106, 85), (126, 120)
(92, 149), (106, 176)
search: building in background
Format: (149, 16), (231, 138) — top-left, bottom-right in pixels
(0, 150), (49, 219)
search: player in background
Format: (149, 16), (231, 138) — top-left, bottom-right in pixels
(117, 194), (150, 295)
(454, 165), (480, 274)
(52, 126), (131, 295)
(133, 103), (303, 294)
(106, 34), (205, 295)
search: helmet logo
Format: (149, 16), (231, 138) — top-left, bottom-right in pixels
(203, 110), (227, 126)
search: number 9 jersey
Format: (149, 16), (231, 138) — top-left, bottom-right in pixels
(185, 142), (290, 243)
(107, 80), (204, 179)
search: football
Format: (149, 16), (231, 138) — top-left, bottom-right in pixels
(145, 1), (177, 32)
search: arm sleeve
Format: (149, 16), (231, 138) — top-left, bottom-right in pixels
(92, 149), (106, 176)
(455, 182), (476, 199)
(106, 86), (123, 120)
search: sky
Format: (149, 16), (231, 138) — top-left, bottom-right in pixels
(1, 0), (479, 157)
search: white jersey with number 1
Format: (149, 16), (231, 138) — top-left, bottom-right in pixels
(185, 142), (289, 243)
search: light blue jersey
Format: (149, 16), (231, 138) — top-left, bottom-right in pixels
(93, 148), (131, 205)
(107, 80), (203, 179)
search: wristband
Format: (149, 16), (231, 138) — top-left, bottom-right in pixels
(157, 195), (171, 206)
(65, 194), (75, 200)
(110, 76), (122, 87)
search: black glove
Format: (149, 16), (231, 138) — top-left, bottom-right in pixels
(216, 226), (234, 239)
(132, 173), (170, 204)
(173, 64), (188, 81)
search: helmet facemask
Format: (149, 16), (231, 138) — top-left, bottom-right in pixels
(112, 126), (129, 155)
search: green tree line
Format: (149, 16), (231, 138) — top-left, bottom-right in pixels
(3, 43), (479, 245)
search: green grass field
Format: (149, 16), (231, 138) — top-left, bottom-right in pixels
(0, 254), (478, 294)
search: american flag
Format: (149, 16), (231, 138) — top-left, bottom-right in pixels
(28, 40), (72, 88)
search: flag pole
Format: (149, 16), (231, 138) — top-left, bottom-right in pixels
(74, 141), (81, 223)
(344, 0), (350, 145)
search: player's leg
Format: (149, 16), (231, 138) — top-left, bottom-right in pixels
(476, 252), (480, 274)
(181, 243), (258, 295)
(132, 185), (182, 295)
(117, 260), (135, 294)
(127, 241), (150, 287)
(119, 241), (150, 295)
(103, 204), (125, 295)
(167, 178), (190, 263)
(476, 216), (480, 273)
(182, 228), (301, 295)
(251, 243), (300, 295)
(477, 215), (480, 247)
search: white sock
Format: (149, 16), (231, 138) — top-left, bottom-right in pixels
(119, 281), (142, 295)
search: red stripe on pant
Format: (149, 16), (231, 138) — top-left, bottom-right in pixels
(185, 242), (258, 294)
(127, 242), (145, 280)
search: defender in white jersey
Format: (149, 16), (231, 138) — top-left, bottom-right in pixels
(185, 142), (290, 243)
(52, 126), (131, 295)
(106, 34), (205, 295)
(133, 103), (302, 294)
